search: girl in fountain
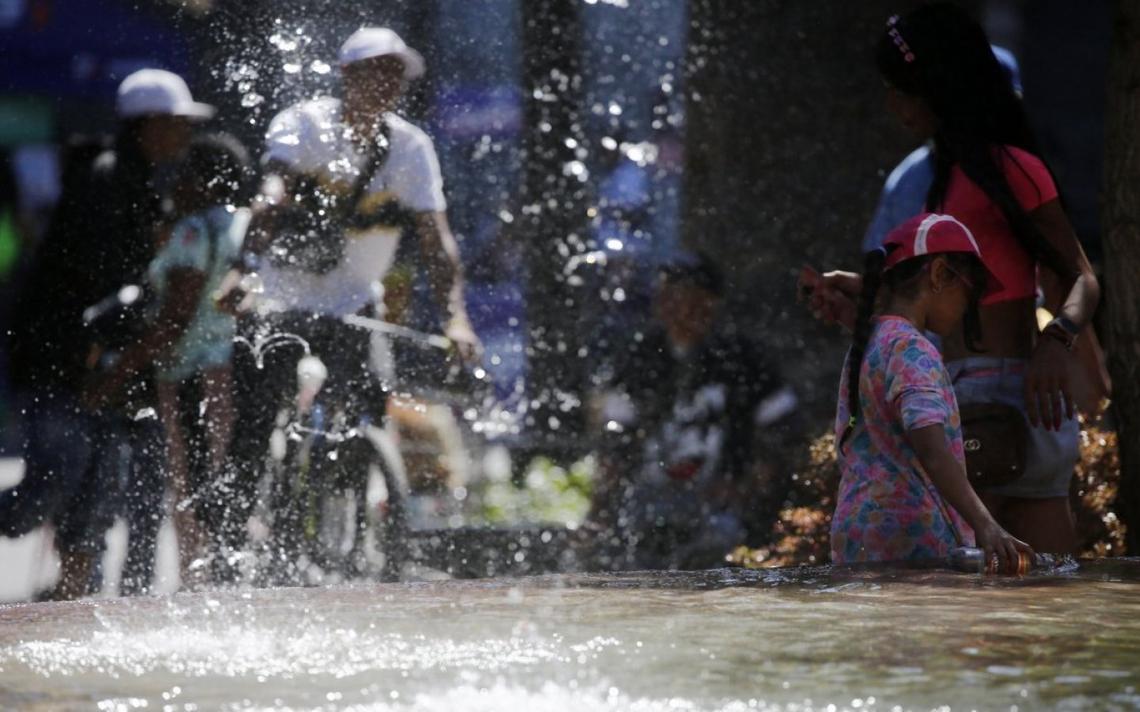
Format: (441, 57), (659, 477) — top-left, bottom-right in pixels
(806, 3), (1104, 555)
(831, 213), (1033, 572)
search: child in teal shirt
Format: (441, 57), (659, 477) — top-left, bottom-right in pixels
(93, 134), (251, 586)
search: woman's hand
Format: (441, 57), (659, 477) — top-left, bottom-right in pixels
(1025, 335), (1075, 431)
(445, 316), (483, 365)
(798, 267), (860, 332)
(974, 519), (1035, 575)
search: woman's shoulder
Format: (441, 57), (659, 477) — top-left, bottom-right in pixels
(995, 145), (1058, 208)
(996, 144), (1043, 165)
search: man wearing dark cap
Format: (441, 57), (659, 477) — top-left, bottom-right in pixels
(583, 252), (800, 570)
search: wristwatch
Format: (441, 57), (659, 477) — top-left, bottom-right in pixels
(1043, 316), (1079, 351)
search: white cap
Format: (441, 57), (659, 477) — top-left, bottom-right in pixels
(338, 27), (425, 79)
(263, 98), (341, 176)
(115, 69), (215, 120)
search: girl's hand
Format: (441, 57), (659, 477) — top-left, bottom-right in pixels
(1025, 335), (1075, 431)
(975, 520), (1034, 575)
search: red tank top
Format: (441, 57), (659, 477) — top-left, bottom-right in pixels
(937, 145), (1058, 305)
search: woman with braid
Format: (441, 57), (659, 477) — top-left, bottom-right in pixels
(807, 4), (1102, 555)
(831, 213), (1032, 572)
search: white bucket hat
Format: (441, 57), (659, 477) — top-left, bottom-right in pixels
(338, 27), (425, 79)
(116, 68), (215, 120)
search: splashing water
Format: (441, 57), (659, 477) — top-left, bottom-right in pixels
(1, 563), (1138, 710)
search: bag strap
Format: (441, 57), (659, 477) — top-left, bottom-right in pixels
(342, 118), (392, 220)
(201, 208), (225, 280)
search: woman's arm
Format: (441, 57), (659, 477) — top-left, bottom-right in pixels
(1026, 200), (1103, 428)
(907, 424), (1033, 574)
(414, 211), (481, 361)
(86, 268), (205, 406)
(1034, 200), (1100, 328)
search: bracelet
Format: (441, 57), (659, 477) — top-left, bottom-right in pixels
(1050, 316), (1081, 338)
(1042, 323), (1076, 351)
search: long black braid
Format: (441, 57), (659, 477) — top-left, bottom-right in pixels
(840, 247), (890, 450)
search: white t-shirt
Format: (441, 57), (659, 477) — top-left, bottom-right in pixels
(258, 97), (446, 316)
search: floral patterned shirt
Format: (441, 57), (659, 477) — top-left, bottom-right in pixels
(831, 316), (974, 563)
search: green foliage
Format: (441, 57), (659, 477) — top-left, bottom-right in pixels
(476, 455), (595, 527)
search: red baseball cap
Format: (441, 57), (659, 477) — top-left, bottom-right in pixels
(883, 213), (1002, 296)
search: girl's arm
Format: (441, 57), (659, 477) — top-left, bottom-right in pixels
(907, 424), (1034, 574)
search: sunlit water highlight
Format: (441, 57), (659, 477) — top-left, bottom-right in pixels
(1, 562), (1138, 711)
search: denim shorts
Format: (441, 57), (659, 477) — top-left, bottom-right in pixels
(947, 357), (1079, 499)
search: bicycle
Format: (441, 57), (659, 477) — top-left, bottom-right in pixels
(245, 314), (489, 586)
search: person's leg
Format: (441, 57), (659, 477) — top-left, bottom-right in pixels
(198, 365), (239, 582)
(52, 410), (116, 600)
(230, 314), (305, 580)
(202, 366), (236, 483)
(0, 391), (90, 539)
(969, 360), (1080, 554)
(156, 380), (207, 588)
(120, 417), (166, 596)
(995, 496), (1078, 555)
(4, 390), (104, 600)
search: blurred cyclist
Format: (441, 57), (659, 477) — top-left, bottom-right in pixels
(215, 28), (479, 580)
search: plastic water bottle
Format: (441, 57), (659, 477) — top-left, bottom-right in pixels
(948, 547), (1048, 575)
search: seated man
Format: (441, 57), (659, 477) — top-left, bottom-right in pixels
(584, 252), (801, 570)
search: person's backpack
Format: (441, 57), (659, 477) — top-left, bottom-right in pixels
(266, 122), (393, 275)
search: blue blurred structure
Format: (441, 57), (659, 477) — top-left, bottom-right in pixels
(0, 0), (193, 138)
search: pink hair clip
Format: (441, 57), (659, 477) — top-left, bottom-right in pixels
(886, 15), (916, 63)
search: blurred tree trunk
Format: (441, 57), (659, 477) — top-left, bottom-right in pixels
(683, 0), (950, 417)
(517, 0), (590, 446)
(1102, 0), (1140, 553)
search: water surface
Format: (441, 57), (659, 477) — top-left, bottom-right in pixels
(1, 561), (1138, 711)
